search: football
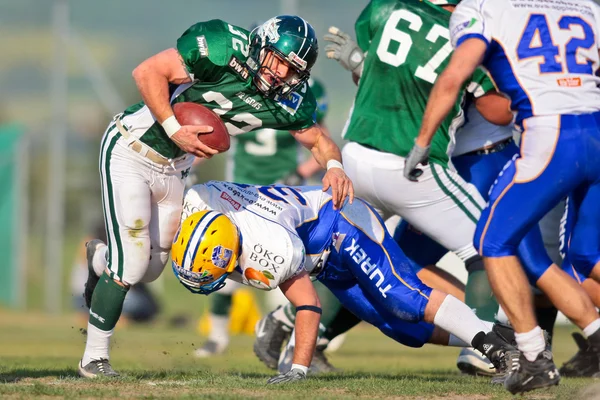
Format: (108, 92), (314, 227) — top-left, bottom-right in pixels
(173, 102), (230, 152)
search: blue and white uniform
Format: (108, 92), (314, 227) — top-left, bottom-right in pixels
(182, 181), (435, 347)
(450, 0), (600, 278)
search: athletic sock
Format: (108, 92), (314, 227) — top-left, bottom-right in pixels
(92, 244), (108, 277)
(83, 271), (128, 364)
(583, 318), (600, 346)
(464, 264), (498, 322)
(208, 314), (230, 346)
(82, 324), (114, 365)
(433, 295), (492, 346)
(535, 306), (558, 344)
(211, 292), (233, 316)
(515, 326), (546, 362)
(272, 304), (296, 330)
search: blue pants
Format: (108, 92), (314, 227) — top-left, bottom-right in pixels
(396, 140), (553, 284)
(475, 113), (600, 280)
(312, 200), (435, 348)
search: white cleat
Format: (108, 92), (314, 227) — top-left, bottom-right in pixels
(457, 347), (497, 377)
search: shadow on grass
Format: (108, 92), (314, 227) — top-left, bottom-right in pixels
(0, 368), (79, 383)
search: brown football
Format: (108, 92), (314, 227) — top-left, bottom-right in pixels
(173, 102), (230, 152)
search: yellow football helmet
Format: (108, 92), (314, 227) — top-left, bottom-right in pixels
(171, 210), (240, 295)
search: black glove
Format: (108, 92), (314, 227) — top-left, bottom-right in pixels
(267, 367), (307, 384)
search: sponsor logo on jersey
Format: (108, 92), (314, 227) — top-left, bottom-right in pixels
(196, 35), (209, 58)
(229, 56), (250, 80)
(220, 191), (241, 210)
(557, 77), (581, 87)
(244, 267), (272, 290)
(235, 91), (262, 110)
(451, 17), (478, 37)
(211, 245), (233, 269)
(277, 91), (303, 116)
(249, 243), (286, 274)
(288, 51), (307, 70)
(344, 238), (392, 298)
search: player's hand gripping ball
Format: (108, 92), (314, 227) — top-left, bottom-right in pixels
(173, 102), (230, 152)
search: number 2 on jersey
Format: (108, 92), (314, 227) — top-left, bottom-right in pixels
(517, 14), (595, 75)
(376, 9), (452, 84)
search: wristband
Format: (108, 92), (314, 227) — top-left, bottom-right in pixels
(161, 115), (182, 138)
(296, 305), (322, 314)
(326, 159), (344, 171)
(291, 364), (308, 375)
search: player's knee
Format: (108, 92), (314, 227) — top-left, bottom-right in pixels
(567, 245), (600, 279)
(474, 227), (518, 258)
(140, 249), (169, 283)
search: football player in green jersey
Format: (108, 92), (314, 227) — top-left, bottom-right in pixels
(78, 15), (354, 379)
(195, 78), (342, 365)
(324, 0), (511, 347)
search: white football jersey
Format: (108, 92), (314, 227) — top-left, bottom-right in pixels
(450, 0), (600, 123)
(181, 182), (332, 290)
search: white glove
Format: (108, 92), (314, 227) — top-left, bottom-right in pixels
(267, 367), (307, 384)
(324, 27), (365, 76)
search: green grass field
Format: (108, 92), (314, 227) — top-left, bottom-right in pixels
(1, 311), (599, 399)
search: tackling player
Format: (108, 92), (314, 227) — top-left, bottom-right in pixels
(408, 0), (600, 393)
(173, 181), (515, 384)
(78, 15), (354, 378)
(195, 78), (342, 369)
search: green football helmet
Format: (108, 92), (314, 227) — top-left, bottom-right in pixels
(247, 15), (318, 99)
(308, 78), (328, 124)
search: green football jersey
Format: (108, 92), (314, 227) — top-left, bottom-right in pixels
(344, 0), (466, 165)
(230, 78), (329, 184)
(120, 19), (317, 159)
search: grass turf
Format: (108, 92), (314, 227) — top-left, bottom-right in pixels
(0, 310), (598, 399)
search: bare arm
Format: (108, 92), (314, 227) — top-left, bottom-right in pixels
(295, 123), (332, 179)
(290, 124), (354, 209)
(474, 92), (513, 126)
(279, 271), (321, 369)
(415, 39), (487, 148)
(131, 48), (218, 158)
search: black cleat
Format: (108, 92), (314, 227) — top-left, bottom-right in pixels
(504, 351), (560, 394)
(559, 333), (600, 377)
(83, 239), (105, 309)
(78, 358), (119, 378)
(253, 310), (292, 369)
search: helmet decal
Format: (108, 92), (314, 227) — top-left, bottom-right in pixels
(211, 245), (233, 269)
(258, 17), (282, 45)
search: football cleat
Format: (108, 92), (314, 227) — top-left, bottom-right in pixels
(456, 347), (496, 377)
(559, 333), (600, 377)
(78, 358), (119, 378)
(504, 351), (560, 394)
(194, 340), (228, 358)
(84, 239), (105, 309)
(254, 311), (292, 369)
(310, 344), (339, 374)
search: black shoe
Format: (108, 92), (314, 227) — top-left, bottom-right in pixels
(504, 351), (560, 394)
(83, 239), (105, 309)
(253, 310), (292, 369)
(473, 331), (516, 371)
(559, 333), (600, 377)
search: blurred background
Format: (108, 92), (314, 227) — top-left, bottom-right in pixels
(0, 0), (371, 320)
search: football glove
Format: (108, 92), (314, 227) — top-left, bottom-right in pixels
(267, 367), (307, 384)
(404, 143), (430, 182)
(324, 27), (364, 76)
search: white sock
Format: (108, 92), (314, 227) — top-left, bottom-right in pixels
(583, 318), (600, 338)
(515, 326), (545, 362)
(208, 314), (230, 345)
(433, 295), (491, 346)
(82, 323), (113, 365)
(92, 244), (108, 277)
(271, 305), (295, 330)
(448, 334), (470, 347)
(495, 306), (510, 325)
